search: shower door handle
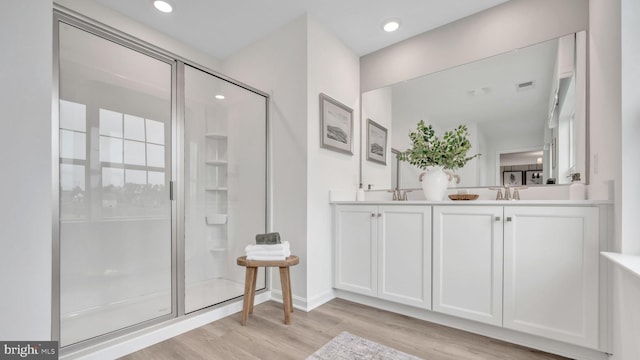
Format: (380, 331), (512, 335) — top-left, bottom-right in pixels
(170, 181), (175, 201)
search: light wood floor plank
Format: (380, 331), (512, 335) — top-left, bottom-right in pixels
(120, 299), (568, 360)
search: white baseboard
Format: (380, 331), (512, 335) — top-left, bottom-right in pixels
(63, 291), (272, 360)
(270, 289), (335, 312)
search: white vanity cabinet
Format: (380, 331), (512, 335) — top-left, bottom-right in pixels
(334, 205), (431, 308)
(334, 205), (378, 297)
(503, 206), (599, 349)
(432, 206), (504, 326)
(333, 202), (605, 353)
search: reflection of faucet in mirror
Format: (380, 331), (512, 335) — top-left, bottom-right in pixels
(361, 31), (587, 189)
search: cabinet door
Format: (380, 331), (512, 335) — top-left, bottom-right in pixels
(334, 205), (377, 296)
(378, 206), (431, 308)
(433, 206), (503, 326)
(503, 206), (599, 348)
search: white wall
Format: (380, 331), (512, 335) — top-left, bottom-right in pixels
(589, 0), (622, 244)
(306, 17), (360, 308)
(361, 87), (392, 189)
(593, 0), (640, 359)
(360, 0), (589, 92)
(0, 0), (53, 340)
(222, 17), (309, 300)
(620, 0), (640, 255)
(223, 15), (360, 309)
(611, 267), (640, 359)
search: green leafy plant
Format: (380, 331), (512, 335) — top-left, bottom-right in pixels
(397, 120), (480, 170)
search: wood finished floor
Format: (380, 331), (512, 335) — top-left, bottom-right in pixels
(121, 299), (568, 360)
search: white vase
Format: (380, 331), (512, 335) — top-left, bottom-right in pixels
(419, 166), (449, 201)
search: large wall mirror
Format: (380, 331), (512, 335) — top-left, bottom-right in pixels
(361, 31), (587, 189)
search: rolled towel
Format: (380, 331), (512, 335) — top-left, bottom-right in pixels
(255, 232), (281, 244)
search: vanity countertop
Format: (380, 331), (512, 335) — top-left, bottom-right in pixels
(330, 200), (612, 206)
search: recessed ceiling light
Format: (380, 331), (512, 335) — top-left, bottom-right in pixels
(383, 20), (400, 32)
(215, 94), (225, 100)
(153, 0), (173, 13)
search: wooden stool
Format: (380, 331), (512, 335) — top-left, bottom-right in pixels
(236, 255), (299, 325)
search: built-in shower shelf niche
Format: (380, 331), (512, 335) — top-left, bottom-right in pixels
(205, 160), (228, 189)
(205, 133), (228, 162)
(209, 248), (227, 253)
(205, 160), (228, 165)
(205, 187), (228, 191)
(205, 133), (228, 139)
(205, 213), (228, 225)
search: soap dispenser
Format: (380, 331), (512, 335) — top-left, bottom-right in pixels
(356, 183), (365, 201)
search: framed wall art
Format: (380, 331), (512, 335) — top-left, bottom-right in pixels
(503, 171), (523, 186)
(525, 170), (543, 185)
(319, 93), (353, 155)
(366, 119), (387, 165)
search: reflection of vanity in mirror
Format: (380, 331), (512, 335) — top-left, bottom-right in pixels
(361, 31), (587, 190)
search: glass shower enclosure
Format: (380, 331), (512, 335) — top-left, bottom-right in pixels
(182, 65), (267, 313)
(55, 13), (268, 350)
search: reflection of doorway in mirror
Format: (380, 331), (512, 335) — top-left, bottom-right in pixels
(498, 149), (544, 185)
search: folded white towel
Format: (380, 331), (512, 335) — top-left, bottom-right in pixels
(245, 241), (291, 261)
(246, 249), (291, 257)
(245, 241), (290, 253)
(246, 254), (288, 261)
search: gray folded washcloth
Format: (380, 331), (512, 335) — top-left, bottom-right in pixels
(255, 232), (281, 244)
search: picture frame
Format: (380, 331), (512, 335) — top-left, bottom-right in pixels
(366, 119), (387, 165)
(525, 170), (543, 185)
(503, 171), (523, 186)
(319, 93), (353, 155)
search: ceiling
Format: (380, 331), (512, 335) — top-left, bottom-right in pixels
(94, 0), (510, 59)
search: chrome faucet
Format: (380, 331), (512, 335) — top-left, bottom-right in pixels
(490, 185), (527, 200)
(388, 188), (401, 201)
(388, 188), (411, 201)
(489, 186), (503, 200)
(512, 186), (527, 200)
(504, 185), (511, 200)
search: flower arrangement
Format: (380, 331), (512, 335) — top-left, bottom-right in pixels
(397, 120), (480, 170)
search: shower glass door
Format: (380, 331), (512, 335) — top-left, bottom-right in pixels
(183, 65), (267, 313)
(57, 21), (174, 346)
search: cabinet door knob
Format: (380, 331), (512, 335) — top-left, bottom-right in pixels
(506, 217), (513, 222)
(495, 216), (501, 221)
(371, 213), (376, 218)
(377, 213), (382, 217)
